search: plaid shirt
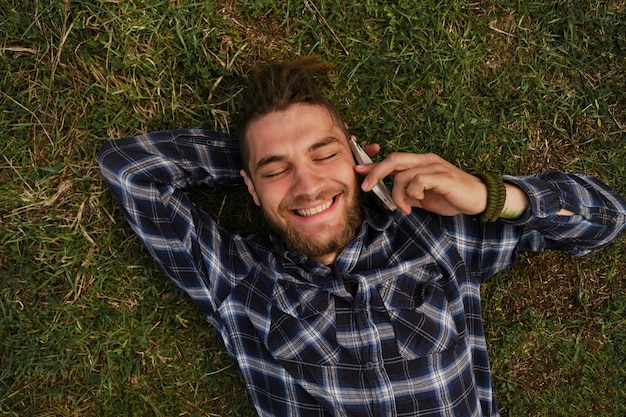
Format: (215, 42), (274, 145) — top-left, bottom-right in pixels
(99, 129), (626, 417)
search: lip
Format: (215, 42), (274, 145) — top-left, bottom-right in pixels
(293, 196), (336, 217)
(288, 194), (341, 221)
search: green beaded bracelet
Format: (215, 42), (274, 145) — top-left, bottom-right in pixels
(473, 172), (506, 222)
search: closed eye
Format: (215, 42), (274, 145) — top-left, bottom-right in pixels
(315, 152), (338, 161)
(262, 169), (287, 179)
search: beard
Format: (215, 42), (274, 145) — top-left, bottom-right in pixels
(262, 188), (363, 261)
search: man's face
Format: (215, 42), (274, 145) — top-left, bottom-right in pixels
(240, 103), (362, 265)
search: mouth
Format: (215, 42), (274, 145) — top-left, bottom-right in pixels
(292, 195), (338, 218)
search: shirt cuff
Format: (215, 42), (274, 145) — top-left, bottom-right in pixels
(500, 171), (576, 224)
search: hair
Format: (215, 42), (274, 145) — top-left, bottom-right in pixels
(237, 55), (348, 174)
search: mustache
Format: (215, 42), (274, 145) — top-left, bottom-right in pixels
(279, 186), (348, 212)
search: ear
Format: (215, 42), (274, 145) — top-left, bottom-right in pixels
(240, 169), (261, 206)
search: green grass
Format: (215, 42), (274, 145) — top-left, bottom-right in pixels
(1, 0), (625, 415)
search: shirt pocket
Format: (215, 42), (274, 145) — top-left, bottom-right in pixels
(267, 280), (340, 366)
(378, 273), (460, 360)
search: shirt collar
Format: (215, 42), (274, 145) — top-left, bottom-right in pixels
(363, 201), (394, 231)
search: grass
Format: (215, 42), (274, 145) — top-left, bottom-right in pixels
(1, 0), (625, 415)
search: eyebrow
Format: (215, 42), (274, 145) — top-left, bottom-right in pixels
(254, 136), (342, 171)
(309, 136), (341, 152)
(255, 154), (286, 171)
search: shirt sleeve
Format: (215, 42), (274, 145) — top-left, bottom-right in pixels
(98, 129), (248, 316)
(442, 171), (626, 281)
(503, 171), (626, 255)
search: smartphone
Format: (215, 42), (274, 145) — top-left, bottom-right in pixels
(349, 139), (397, 211)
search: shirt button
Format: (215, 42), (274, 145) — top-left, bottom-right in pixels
(365, 361), (374, 370)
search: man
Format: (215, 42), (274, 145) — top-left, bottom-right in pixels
(99, 57), (626, 416)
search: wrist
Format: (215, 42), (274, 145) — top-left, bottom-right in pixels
(500, 183), (530, 219)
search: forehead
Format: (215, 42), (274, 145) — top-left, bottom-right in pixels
(245, 103), (347, 164)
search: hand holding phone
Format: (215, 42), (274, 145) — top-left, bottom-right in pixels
(349, 139), (397, 211)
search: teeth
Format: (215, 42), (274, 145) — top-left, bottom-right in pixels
(295, 200), (333, 217)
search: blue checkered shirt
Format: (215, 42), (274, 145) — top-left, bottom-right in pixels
(99, 129), (626, 417)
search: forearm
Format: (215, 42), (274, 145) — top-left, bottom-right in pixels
(98, 129), (243, 193)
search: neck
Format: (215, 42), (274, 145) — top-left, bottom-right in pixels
(312, 252), (339, 265)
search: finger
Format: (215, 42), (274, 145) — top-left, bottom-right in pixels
(406, 181), (425, 200)
(396, 170), (450, 200)
(398, 168), (453, 200)
(353, 163), (377, 191)
(360, 153), (439, 192)
(391, 170), (426, 214)
(393, 168), (453, 213)
(363, 143), (380, 158)
(390, 182), (416, 214)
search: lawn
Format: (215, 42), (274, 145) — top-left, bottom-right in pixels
(1, 0), (625, 415)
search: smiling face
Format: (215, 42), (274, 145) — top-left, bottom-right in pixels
(240, 103), (363, 264)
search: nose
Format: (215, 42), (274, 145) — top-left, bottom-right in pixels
(290, 163), (325, 198)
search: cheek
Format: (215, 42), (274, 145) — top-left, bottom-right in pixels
(255, 183), (287, 212)
(338, 163), (359, 187)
